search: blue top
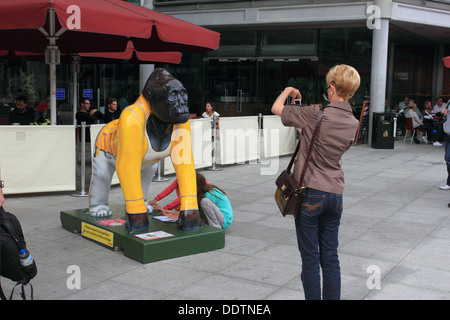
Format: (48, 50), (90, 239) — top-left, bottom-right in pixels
(202, 188), (233, 229)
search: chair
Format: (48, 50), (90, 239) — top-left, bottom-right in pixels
(403, 117), (427, 144)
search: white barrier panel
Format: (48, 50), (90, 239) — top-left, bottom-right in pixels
(0, 125), (76, 194)
(163, 118), (212, 175)
(263, 115), (296, 157)
(0, 116), (295, 194)
(90, 124), (103, 149)
(219, 116), (260, 165)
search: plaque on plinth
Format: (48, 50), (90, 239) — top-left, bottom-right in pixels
(60, 204), (225, 264)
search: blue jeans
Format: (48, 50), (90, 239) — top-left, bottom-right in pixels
(295, 188), (343, 300)
(445, 134), (450, 185)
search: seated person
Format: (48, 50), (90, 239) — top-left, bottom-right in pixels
(150, 172), (209, 213)
(196, 173), (232, 229)
(406, 101), (438, 145)
(432, 97), (448, 118)
(34, 101), (50, 125)
(398, 97), (409, 112)
(423, 100), (433, 117)
(155, 173), (232, 230)
(8, 96), (35, 125)
(75, 98), (104, 142)
(104, 97), (121, 123)
(409, 99), (423, 120)
(76, 98), (104, 125)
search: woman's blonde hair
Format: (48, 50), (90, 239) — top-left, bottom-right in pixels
(326, 64), (361, 100)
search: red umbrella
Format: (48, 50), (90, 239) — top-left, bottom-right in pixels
(78, 41), (181, 64)
(443, 57), (450, 69)
(0, 0), (220, 124)
(1, 44), (182, 64)
(0, 0), (219, 53)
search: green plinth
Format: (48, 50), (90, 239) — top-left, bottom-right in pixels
(60, 205), (225, 264)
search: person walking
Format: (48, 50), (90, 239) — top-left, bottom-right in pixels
(271, 64), (360, 300)
(440, 106), (450, 190)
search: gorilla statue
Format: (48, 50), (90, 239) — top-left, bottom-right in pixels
(88, 68), (199, 233)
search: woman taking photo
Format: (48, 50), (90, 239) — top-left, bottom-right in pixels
(271, 64), (360, 300)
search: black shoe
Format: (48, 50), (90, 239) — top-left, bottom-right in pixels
(413, 137), (420, 144)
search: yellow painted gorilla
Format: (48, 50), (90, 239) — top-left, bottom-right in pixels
(89, 68), (199, 232)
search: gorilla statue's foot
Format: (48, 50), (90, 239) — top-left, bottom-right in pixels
(126, 213), (149, 233)
(177, 209), (200, 231)
(90, 204), (112, 217)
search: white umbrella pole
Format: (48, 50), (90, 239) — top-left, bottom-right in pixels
(48, 8), (57, 125)
(45, 8), (61, 126)
(49, 60), (57, 125)
(72, 55), (81, 125)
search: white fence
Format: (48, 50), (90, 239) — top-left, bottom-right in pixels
(0, 115), (296, 194)
(0, 125), (76, 194)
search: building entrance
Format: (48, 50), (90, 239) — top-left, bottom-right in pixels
(204, 57), (320, 116)
(204, 58), (258, 117)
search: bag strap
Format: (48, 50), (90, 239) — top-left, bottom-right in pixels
(0, 278), (34, 300)
(286, 108), (325, 175)
(8, 282), (33, 300)
(298, 108), (325, 187)
(286, 135), (301, 173)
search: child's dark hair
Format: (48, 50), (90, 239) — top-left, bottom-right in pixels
(196, 173), (226, 203)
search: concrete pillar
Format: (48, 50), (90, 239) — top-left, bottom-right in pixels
(433, 43), (445, 103)
(386, 42), (395, 111)
(368, 0), (391, 146)
(140, 64), (155, 92)
(139, 0), (155, 92)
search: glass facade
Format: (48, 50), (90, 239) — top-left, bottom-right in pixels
(164, 26), (449, 117)
(387, 28), (447, 110)
(165, 27), (373, 117)
(1, 23), (448, 124)
(0, 56), (170, 124)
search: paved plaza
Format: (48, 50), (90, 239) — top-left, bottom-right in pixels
(1, 139), (450, 300)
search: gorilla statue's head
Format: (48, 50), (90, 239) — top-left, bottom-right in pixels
(142, 68), (189, 124)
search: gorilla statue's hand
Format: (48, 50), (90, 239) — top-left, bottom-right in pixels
(177, 209), (199, 231)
